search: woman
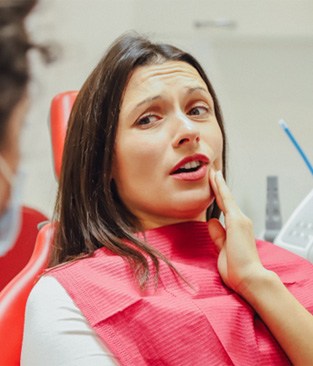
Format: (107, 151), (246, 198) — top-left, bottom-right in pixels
(22, 33), (313, 365)
(0, 0), (50, 289)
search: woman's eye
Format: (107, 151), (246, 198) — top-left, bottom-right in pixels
(188, 105), (209, 116)
(136, 114), (159, 127)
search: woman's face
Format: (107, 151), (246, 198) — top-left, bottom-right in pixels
(112, 61), (223, 230)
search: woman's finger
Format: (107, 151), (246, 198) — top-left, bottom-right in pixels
(214, 171), (240, 215)
(209, 168), (226, 213)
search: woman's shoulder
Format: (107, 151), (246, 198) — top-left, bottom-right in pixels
(256, 239), (313, 269)
(47, 248), (127, 276)
(27, 275), (71, 308)
(256, 239), (313, 288)
(45, 248), (134, 292)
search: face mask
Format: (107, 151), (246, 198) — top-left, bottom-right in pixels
(0, 155), (24, 256)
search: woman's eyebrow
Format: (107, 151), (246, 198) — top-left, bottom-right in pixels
(135, 95), (161, 109)
(186, 86), (214, 104)
(185, 86), (210, 95)
(186, 86), (212, 99)
(132, 86), (211, 111)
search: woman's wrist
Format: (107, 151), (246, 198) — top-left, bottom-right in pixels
(237, 267), (282, 308)
(236, 266), (313, 366)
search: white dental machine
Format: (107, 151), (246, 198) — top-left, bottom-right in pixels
(274, 189), (313, 262)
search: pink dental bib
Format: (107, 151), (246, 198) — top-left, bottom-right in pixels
(49, 221), (313, 365)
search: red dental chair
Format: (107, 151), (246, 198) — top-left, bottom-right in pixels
(50, 91), (78, 180)
(0, 91), (78, 365)
(0, 207), (48, 291)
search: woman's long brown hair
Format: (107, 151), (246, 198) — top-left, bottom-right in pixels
(50, 33), (227, 287)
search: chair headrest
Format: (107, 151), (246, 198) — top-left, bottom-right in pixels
(50, 91), (78, 180)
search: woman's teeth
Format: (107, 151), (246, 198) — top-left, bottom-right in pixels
(181, 161), (201, 170)
(173, 160), (202, 173)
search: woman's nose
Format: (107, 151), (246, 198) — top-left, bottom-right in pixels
(172, 115), (200, 148)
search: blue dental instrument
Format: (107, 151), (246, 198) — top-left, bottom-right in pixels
(279, 119), (313, 177)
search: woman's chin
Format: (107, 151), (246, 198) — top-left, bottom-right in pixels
(168, 198), (213, 221)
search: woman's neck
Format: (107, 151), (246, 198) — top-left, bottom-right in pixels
(136, 221), (216, 262)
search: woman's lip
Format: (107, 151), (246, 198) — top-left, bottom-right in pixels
(171, 164), (208, 181)
(170, 154), (210, 174)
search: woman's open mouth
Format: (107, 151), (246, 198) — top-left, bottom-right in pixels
(172, 160), (202, 174)
(170, 155), (209, 181)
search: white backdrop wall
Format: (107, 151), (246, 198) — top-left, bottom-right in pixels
(22, 0), (313, 236)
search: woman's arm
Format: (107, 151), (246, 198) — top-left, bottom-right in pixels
(208, 170), (313, 365)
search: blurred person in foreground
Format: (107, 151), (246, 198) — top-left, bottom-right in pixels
(0, 0), (51, 289)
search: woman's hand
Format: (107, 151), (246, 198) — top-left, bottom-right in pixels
(208, 170), (313, 365)
(208, 169), (269, 295)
